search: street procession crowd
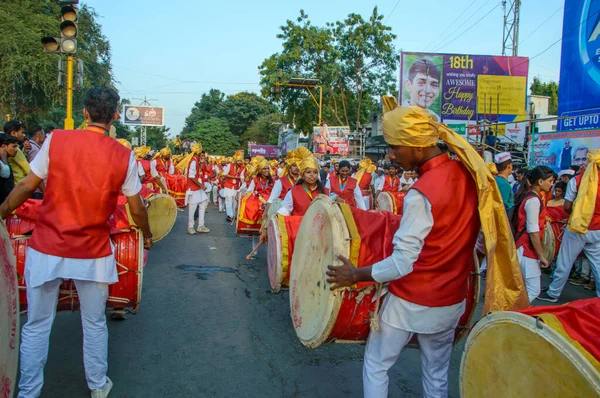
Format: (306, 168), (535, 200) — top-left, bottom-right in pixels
(1, 86), (599, 398)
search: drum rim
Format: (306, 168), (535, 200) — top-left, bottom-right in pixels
(147, 194), (177, 243)
(459, 311), (600, 395)
(134, 229), (144, 313)
(376, 192), (394, 213)
(290, 195), (351, 348)
(0, 221), (19, 398)
(267, 216), (283, 293)
(544, 220), (557, 264)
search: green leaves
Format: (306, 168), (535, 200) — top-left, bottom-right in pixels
(530, 77), (559, 115)
(187, 118), (240, 155)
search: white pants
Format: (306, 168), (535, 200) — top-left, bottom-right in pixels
(225, 196), (236, 218)
(218, 195), (225, 212)
(19, 278), (109, 397)
(363, 319), (455, 398)
(188, 199), (208, 228)
(548, 230), (600, 298)
(212, 185), (218, 204)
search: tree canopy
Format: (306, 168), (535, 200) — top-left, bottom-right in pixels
(186, 117), (240, 155)
(258, 8), (397, 134)
(0, 0), (114, 127)
(530, 77), (559, 115)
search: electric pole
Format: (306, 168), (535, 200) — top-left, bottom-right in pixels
(502, 0), (521, 56)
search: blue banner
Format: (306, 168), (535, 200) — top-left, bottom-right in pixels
(558, 0), (600, 130)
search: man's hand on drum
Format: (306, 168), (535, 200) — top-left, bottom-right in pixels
(540, 257), (550, 269)
(327, 255), (374, 290)
(144, 235), (153, 250)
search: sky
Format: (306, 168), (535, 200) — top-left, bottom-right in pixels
(86, 0), (566, 137)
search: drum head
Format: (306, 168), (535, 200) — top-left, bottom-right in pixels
(147, 194), (177, 242)
(376, 192), (394, 213)
(543, 221), (556, 264)
(290, 195), (351, 348)
(267, 216), (283, 293)
(460, 311), (600, 397)
(267, 199), (284, 221)
(0, 221), (19, 397)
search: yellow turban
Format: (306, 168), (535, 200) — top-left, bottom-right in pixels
(133, 146), (150, 159)
(381, 96), (528, 313)
(191, 142), (203, 155)
(176, 143), (204, 174)
(355, 158), (377, 184)
(117, 139), (132, 149)
(233, 151), (244, 161)
(160, 146), (171, 158)
(568, 150), (600, 234)
(297, 147), (319, 174)
(486, 162), (498, 176)
(251, 156), (269, 172)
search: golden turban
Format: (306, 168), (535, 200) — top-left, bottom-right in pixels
(297, 147), (319, 174)
(244, 164), (256, 181)
(251, 156), (269, 172)
(117, 139), (132, 149)
(225, 156), (233, 163)
(133, 146), (150, 160)
(233, 151), (244, 161)
(568, 150), (600, 234)
(381, 96), (528, 313)
(285, 149), (300, 166)
(486, 162), (498, 176)
(160, 146), (171, 158)
(354, 158), (377, 184)
(177, 143), (204, 175)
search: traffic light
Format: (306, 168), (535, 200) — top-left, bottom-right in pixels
(75, 59), (84, 90)
(58, 58), (66, 87)
(40, 2), (78, 54)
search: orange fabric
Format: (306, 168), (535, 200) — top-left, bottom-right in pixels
(186, 155), (202, 191)
(518, 298), (600, 362)
(290, 185), (330, 216)
(279, 176), (296, 199)
(283, 215), (303, 280)
(330, 176), (358, 207)
(547, 205), (568, 257)
(390, 155), (481, 307)
(30, 130), (130, 259)
(14, 199), (41, 221)
(358, 172), (372, 191)
(224, 164), (244, 190)
(239, 193), (268, 225)
(389, 191), (407, 215)
(138, 159), (154, 185)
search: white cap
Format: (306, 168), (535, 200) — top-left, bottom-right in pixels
(494, 152), (512, 163)
(558, 169), (575, 178)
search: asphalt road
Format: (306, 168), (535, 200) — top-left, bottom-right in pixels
(18, 205), (596, 397)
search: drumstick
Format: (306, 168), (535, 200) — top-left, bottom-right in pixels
(245, 240), (263, 260)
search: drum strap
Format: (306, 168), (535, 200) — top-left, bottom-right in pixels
(370, 283), (384, 332)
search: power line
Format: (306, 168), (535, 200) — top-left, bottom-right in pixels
(384, 0), (402, 24)
(518, 6), (563, 46)
(432, 3), (501, 53)
(424, 0), (480, 51)
(113, 65), (259, 85)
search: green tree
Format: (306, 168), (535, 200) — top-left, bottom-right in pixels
(187, 117), (240, 155)
(0, 1), (114, 126)
(530, 77), (559, 115)
(240, 113), (282, 147)
(182, 89), (225, 134)
(132, 126), (169, 149)
(216, 92), (278, 136)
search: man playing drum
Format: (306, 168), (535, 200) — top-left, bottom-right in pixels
(327, 103), (528, 398)
(267, 149), (300, 204)
(375, 164), (401, 196)
(182, 142), (210, 235)
(223, 152), (245, 222)
(0, 87), (153, 398)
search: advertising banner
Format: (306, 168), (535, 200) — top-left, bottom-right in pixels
(529, 129), (600, 172)
(123, 105), (165, 127)
(313, 125), (350, 155)
(248, 144), (279, 158)
(399, 52), (529, 143)
(557, 0), (600, 131)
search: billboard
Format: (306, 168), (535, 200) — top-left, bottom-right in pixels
(557, 0), (600, 131)
(529, 129), (600, 172)
(248, 144), (279, 158)
(123, 105), (165, 127)
(313, 125), (350, 155)
(399, 52), (529, 143)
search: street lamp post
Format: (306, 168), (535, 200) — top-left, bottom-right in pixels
(271, 78), (323, 125)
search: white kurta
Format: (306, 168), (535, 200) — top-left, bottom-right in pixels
(267, 179), (283, 204)
(185, 160), (208, 205)
(277, 185), (320, 216)
(222, 164), (244, 198)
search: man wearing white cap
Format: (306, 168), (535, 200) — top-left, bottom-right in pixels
(494, 152), (514, 211)
(558, 169), (575, 184)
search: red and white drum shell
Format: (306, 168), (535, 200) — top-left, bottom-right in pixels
(376, 191), (407, 215)
(267, 214), (302, 293)
(236, 192), (268, 236)
(164, 173), (187, 208)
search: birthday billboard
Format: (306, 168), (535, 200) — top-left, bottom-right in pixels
(313, 125), (350, 155)
(529, 129), (600, 172)
(399, 52), (529, 143)
(557, 0), (600, 131)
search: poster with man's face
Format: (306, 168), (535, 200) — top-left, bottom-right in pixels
(401, 55), (443, 121)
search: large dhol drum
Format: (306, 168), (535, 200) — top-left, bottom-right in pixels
(146, 194), (177, 242)
(267, 214), (303, 293)
(236, 192), (268, 235)
(11, 229), (144, 314)
(0, 221), (18, 398)
(260, 198), (283, 234)
(543, 220), (556, 264)
(290, 196), (402, 348)
(460, 298), (600, 397)
(376, 191), (407, 215)
(164, 173), (187, 208)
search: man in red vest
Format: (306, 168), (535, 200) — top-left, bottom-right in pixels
(326, 106), (481, 397)
(0, 87), (152, 398)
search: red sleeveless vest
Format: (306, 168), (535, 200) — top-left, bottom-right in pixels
(383, 175), (400, 192)
(155, 158), (173, 175)
(389, 155), (480, 307)
(574, 174), (600, 230)
(186, 156), (202, 191)
(290, 184), (329, 216)
(29, 130), (131, 258)
(358, 172), (372, 191)
(224, 164), (243, 190)
(253, 176), (273, 196)
(515, 192), (546, 259)
(330, 176), (358, 207)
(279, 176), (297, 200)
(138, 159), (153, 184)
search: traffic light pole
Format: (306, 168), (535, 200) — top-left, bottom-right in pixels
(64, 55), (75, 129)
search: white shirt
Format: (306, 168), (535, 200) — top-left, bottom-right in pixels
(137, 160), (146, 178)
(26, 134), (142, 288)
(0, 159), (10, 178)
(267, 179), (283, 204)
(277, 185), (319, 216)
(375, 175), (400, 192)
(324, 179), (367, 210)
(371, 189), (466, 333)
(150, 158), (174, 176)
(185, 160), (207, 204)
(222, 164), (245, 196)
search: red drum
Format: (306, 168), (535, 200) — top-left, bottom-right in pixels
(376, 191), (407, 215)
(0, 221), (18, 398)
(11, 228), (144, 314)
(236, 192), (268, 235)
(164, 173), (187, 208)
(290, 196), (479, 348)
(266, 214), (303, 293)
